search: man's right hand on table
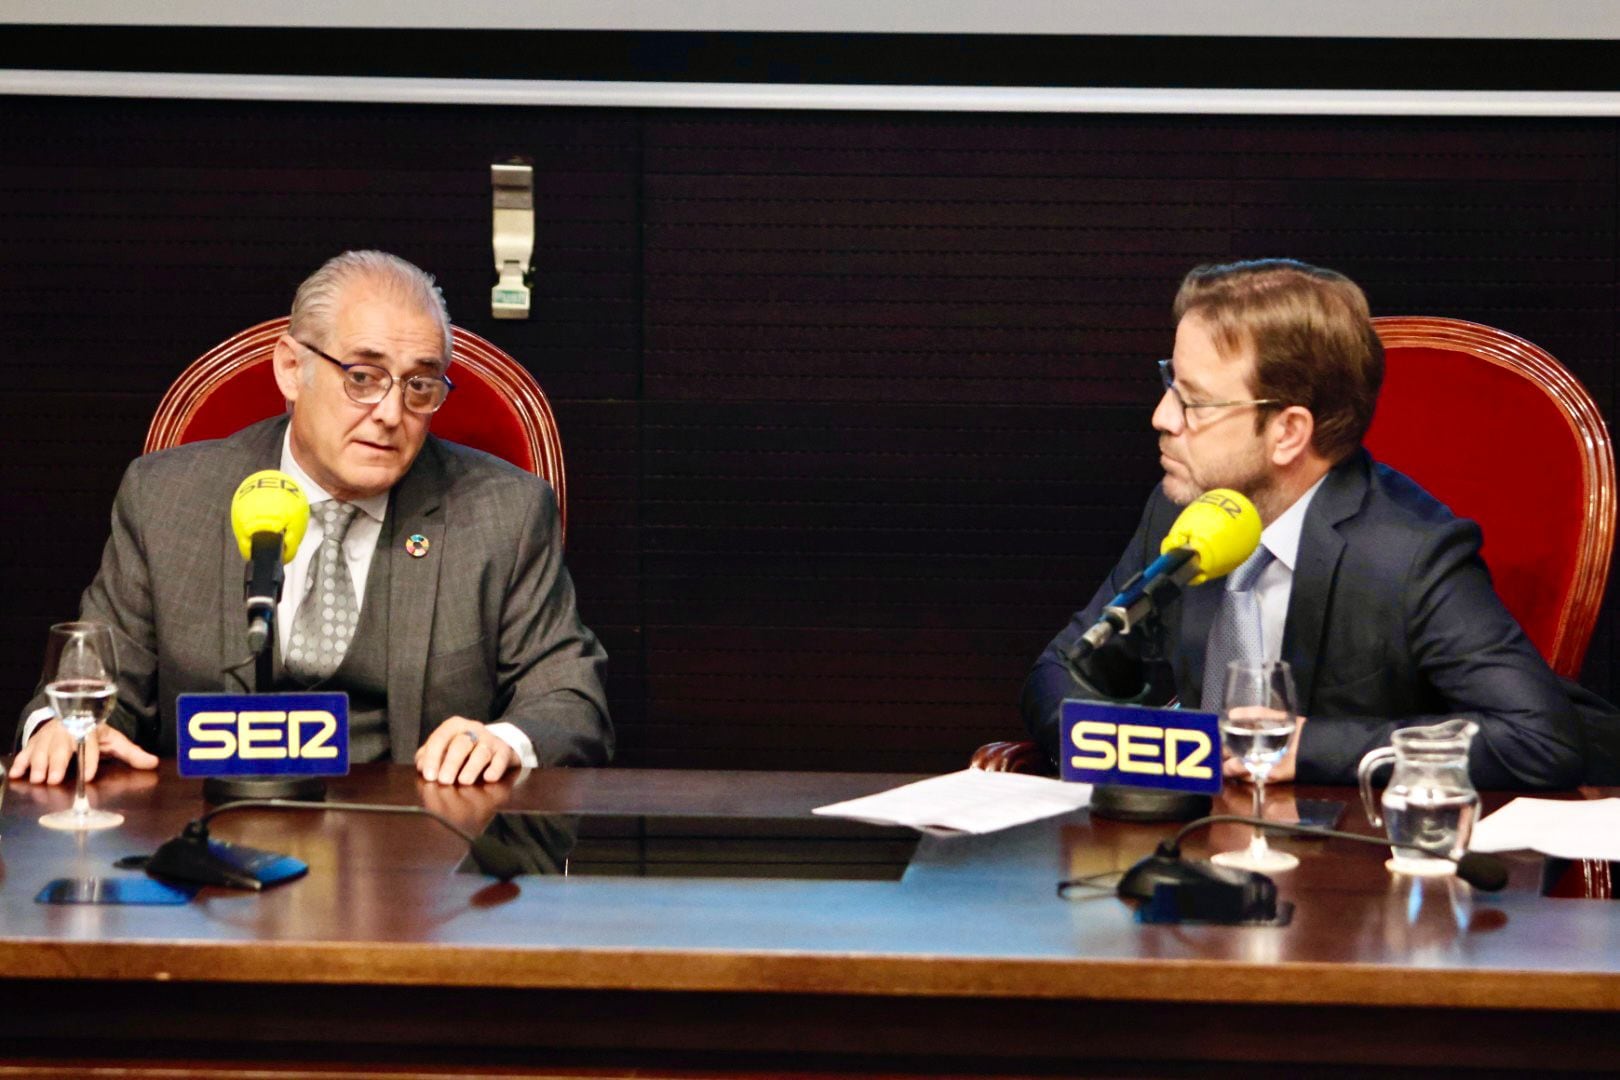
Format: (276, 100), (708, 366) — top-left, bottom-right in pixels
(8, 718), (159, 785)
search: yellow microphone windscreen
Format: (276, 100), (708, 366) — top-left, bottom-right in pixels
(1159, 488), (1261, 585)
(231, 470), (310, 562)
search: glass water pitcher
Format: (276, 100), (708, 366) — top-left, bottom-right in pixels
(1357, 719), (1480, 877)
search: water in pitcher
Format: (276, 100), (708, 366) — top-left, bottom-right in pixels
(1358, 718), (1481, 879)
(1380, 788), (1480, 876)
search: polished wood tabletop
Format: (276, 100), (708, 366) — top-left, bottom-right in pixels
(1, 764), (1616, 1077)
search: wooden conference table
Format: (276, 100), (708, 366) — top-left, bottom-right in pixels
(0, 764), (1616, 1078)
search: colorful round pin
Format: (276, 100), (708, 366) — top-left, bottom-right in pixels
(405, 533), (430, 558)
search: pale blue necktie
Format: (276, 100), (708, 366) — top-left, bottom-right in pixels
(1201, 543), (1275, 711)
(285, 501), (362, 682)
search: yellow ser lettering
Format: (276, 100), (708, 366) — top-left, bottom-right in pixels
(1167, 729), (1214, 779)
(1116, 723), (1164, 775)
(1069, 720), (1117, 771)
(291, 710), (339, 759)
(187, 712), (237, 760)
(237, 711), (287, 760)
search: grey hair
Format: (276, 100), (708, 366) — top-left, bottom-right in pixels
(287, 250), (453, 364)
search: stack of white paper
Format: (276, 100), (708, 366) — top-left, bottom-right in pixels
(813, 769), (1092, 835)
(1468, 797), (1620, 861)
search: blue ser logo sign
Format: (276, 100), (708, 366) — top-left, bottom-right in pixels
(177, 692), (350, 778)
(1059, 701), (1222, 794)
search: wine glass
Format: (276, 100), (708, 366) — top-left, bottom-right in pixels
(38, 621), (124, 831)
(1211, 660), (1299, 873)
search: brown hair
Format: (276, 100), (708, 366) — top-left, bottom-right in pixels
(1172, 259), (1383, 463)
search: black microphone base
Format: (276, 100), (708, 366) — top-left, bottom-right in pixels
(146, 832), (309, 890)
(1089, 784), (1212, 823)
(203, 776), (327, 806)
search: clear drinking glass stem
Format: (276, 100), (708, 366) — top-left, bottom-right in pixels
(1247, 777), (1270, 861)
(70, 730), (91, 818)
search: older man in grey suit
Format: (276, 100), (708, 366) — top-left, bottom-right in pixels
(14, 250), (611, 786)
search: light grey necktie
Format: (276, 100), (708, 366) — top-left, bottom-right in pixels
(1201, 543), (1275, 711)
(285, 500), (362, 682)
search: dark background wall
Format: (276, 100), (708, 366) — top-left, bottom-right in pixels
(3, 95), (1614, 771)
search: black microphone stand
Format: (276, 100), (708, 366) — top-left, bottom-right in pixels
(1064, 611), (1213, 824)
(204, 538), (326, 806)
(245, 531), (282, 695)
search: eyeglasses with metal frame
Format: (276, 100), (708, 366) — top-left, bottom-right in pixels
(295, 339), (455, 415)
(1157, 358), (1281, 426)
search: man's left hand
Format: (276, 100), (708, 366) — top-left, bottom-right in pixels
(416, 717), (514, 785)
(1223, 716), (1307, 784)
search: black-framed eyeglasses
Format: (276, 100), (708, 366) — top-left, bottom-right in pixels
(1157, 359), (1281, 425)
(295, 339), (455, 415)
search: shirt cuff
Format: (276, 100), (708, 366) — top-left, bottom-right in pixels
(22, 705), (56, 745)
(483, 721), (538, 769)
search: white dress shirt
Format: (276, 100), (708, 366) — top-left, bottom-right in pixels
(1250, 474), (1328, 665)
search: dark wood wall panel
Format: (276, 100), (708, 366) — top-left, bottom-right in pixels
(637, 399), (1153, 771)
(4, 98), (1617, 770)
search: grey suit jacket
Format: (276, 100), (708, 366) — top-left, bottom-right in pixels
(26, 416), (612, 766)
(1023, 450), (1586, 790)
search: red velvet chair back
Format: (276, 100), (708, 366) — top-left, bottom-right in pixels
(145, 317), (568, 540)
(1364, 317), (1613, 677)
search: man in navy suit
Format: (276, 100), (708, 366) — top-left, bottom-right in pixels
(1022, 259), (1585, 789)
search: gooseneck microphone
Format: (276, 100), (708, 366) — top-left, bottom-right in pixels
(230, 471), (310, 656)
(145, 798), (524, 889)
(1116, 813), (1509, 901)
(1070, 489), (1263, 663)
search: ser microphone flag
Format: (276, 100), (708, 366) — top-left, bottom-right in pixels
(1156, 488), (1262, 585)
(231, 470), (310, 654)
(1073, 488), (1261, 659)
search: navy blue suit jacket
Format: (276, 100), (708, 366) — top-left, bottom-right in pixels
(1022, 450), (1587, 790)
